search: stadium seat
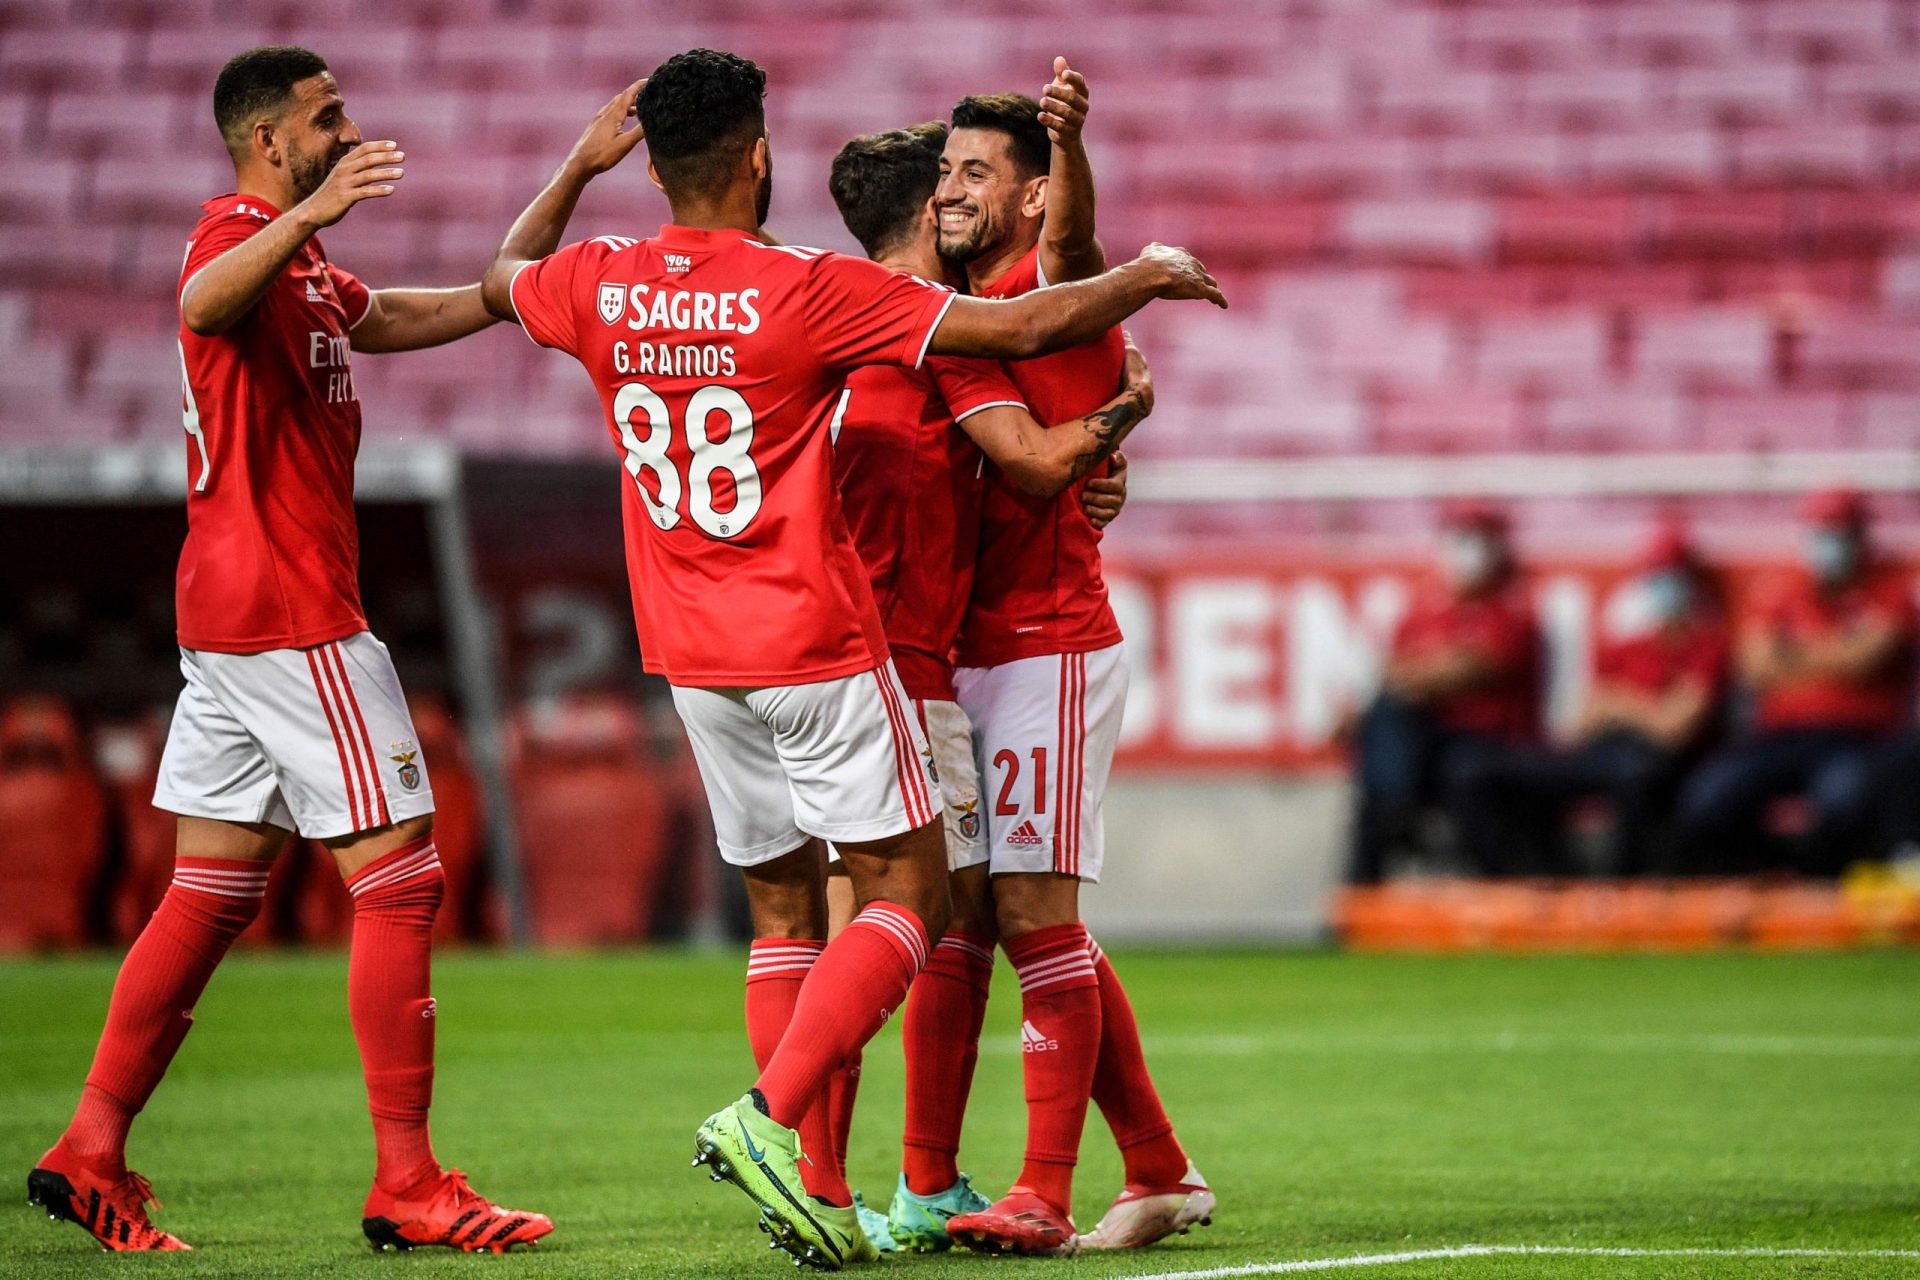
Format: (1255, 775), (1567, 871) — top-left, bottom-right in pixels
(0, 697), (110, 951)
(509, 694), (675, 946)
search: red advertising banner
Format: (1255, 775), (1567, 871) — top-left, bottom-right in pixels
(1105, 554), (1920, 771)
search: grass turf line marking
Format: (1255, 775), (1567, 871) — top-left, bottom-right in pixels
(1144, 1246), (1920, 1278)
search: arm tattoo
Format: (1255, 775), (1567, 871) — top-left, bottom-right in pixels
(1068, 389), (1147, 480)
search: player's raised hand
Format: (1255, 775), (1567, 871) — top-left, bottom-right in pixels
(300, 140), (404, 227)
(564, 79), (648, 176)
(1121, 331), (1154, 416)
(1039, 56), (1089, 146)
(1138, 242), (1228, 308)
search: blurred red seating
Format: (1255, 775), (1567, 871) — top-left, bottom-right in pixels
(0, 696), (110, 951)
(510, 694), (673, 946)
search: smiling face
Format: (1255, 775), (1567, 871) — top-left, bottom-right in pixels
(276, 72), (361, 200)
(934, 126), (1044, 264)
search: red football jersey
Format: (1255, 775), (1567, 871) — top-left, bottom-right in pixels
(1594, 618), (1729, 699)
(953, 245), (1125, 668)
(174, 194), (373, 654)
(509, 227), (956, 686)
(1391, 582), (1543, 739)
(1752, 566), (1917, 733)
(834, 355), (1027, 701)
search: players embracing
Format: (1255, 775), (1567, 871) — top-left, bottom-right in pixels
(813, 61), (1215, 1259)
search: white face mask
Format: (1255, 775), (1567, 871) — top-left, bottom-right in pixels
(1641, 570), (1692, 622)
(1442, 531), (1498, 588)
(1807, 529), (1860, 584)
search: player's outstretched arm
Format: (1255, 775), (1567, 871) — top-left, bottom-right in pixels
(350, 285), (497, 353)
(1037, 56), (1105, 284)
(929, 242), (1225, 360)
(958, 334), (1153, 495)
(181, 140), (405, 336)
(482, 81), (647, 321)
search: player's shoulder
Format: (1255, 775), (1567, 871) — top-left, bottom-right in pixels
(190, 194), (275, 236)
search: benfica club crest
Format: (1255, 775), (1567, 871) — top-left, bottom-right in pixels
(957, 800), (981, 841)
(598, 282), (625, 325)
(390, 750), (422, 791)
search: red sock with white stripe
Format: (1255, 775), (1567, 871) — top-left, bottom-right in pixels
(1004, 921), (1101, 1216)
(744, 939), (850, 1204)
(1087, 934), (1190, 1187)
(900, 931), (995, 1194)
(753, 902), (928, 1131)
(62, 857), (271, 1173)
(346, 835), (444, 1195)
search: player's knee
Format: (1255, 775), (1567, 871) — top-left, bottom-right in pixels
(991, 872), (1079, 940)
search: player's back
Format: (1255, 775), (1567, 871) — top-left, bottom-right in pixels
(508, 226), (955, 687)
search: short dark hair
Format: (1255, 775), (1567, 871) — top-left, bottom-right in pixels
(829, 122), (947, 258)
(636, 49), (768, 199)
(213, 45), (329, 149)
(949, 93), (1049, 179)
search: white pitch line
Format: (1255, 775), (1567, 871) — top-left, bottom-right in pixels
(1142, 1245), (1920, 1279)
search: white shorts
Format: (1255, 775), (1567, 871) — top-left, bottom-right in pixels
(154, 632), (435, 840)
(671, 661), (941, 867)
(828, 697), (987, 873)
(954, 643), (1127, 883)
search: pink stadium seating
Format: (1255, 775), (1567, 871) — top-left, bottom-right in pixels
(0, 0), (1915, 539)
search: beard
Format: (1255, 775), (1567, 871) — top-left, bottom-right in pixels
(754, 166), (772, 228)
(287, 137), (352, 201)
(935, 206), (993, 264)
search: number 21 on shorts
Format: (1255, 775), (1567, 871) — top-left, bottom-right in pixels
(993, 747), (1048, 816)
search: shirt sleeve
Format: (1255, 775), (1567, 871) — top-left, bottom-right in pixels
(927, 356), (1027, 422)
(178, 206), (275, 309)
(329, 263), (374, 329)
(508, 240), (600, 353)
(803, 252), (958, 371)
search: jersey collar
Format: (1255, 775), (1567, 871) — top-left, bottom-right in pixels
(655, 223), (758, 250)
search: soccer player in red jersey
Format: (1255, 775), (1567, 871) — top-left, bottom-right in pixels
(931, 64), (1215, 1256)
(27, 47), (551, 1254)
(478, 49), (1222, 1269)
(816, 121), (1153, 1253)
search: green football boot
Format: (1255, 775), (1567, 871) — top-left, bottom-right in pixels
(809, 1201), (878, 1265)
(693, 1093), (850, 1270)
(886, 1171), (991, 1252)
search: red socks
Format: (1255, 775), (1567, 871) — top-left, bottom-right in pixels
(1088, 935), (1190, 1187)
(1004, 921), (1101, 1215)
(744, 938), (849, 1204)
(346, 836), (444, 1195)
(754, 903), (928, 1132)
(900, 932), (994, 1195)
(65, 857), (270, 1172)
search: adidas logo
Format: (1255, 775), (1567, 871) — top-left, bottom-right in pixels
(1006, 820), (1043, 846)
(306, 280), (323, 303)
(1021, 1019), (1058, 1053)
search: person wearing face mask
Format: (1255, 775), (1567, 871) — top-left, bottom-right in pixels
(1347, 501), (1544, 882)
(1450, 522), (1730, 877)
(1669, 490), (1917, 876)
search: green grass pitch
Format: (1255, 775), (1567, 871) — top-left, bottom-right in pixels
(4, 947), (1918, 1279)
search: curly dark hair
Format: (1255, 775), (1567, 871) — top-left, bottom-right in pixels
(213, 45), (329, 151)
(829, 121), (947, 258)
(949, 92), (1049, 179)
(636, 49), (768, 200)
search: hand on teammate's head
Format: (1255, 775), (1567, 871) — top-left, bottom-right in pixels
(565, 79), (649, 177)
